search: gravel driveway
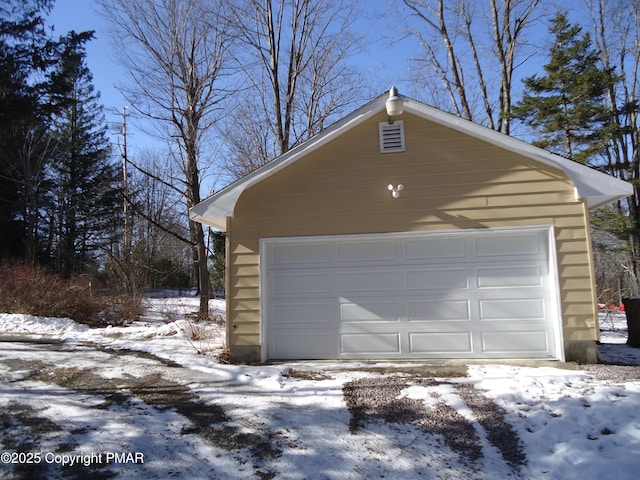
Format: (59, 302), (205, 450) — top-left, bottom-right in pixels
(1, 337), (639, 479)
(0, 339), (291, 478)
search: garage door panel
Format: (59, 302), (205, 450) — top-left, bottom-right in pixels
(272, 333), (337, 359)
(409, 332), (473, 354)
(271, 243), (330, 267)
(479, 298), (546, 320)
(481, 330), (549, 354)
(272, 302), (336, 326)
(271, 272), (331, 295)
(337, 241), (396, 263)
(340, 301), (399, 322)
(404, 237), (466, 260)
(407, 300), (470, 321)
(341, 333), (400, 355)
(337, 270), (400, 292)
(476, 265), (544, 288)
(406, 268), (468, 290)
(474, 233), (543, 257)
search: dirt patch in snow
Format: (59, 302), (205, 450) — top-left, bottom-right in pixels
(0, 401), (112, 480)
(24, 362), (280, 460)
(343, 375), (526, 471)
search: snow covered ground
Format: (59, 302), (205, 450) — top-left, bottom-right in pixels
(0, 295), (639, 479)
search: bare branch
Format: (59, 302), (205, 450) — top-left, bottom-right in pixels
(98, 0), (234, 316)
(224, 0), (366, 175)
(403, 0), (542, 132)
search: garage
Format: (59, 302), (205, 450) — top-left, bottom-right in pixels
(191, 88), (632, 363)
(263, 227), (562, 361)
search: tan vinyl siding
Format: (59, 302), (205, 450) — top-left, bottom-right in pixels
(226, 111), (598, 362)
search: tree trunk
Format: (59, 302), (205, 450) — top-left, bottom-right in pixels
(622, 297), (640, 348)
(193, 220), (210, 320)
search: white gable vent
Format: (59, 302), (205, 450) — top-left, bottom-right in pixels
(379, 120), (405, 153)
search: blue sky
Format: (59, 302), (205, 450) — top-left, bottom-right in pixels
(48, 0), (130, 143)
(47, 0), (416, 152)
(45, 0), (593, 161)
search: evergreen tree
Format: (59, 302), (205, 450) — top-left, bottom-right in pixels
(0, 1), (104, 264)
(47, 33), (119, 277)
(0, 0), (55, 259)
(513, 12), (617, 164)
(209, 230), (225, 294)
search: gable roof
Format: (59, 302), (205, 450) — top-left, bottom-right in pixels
(190, 90), (633, 230)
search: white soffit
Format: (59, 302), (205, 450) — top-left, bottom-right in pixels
(189, 93), (633, 231)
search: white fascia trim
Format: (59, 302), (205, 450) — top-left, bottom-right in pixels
(403, 100), (633, 208)
(189, 96), (388, 231)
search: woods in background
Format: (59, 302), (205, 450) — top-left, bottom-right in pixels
(2, 0), (639, 306)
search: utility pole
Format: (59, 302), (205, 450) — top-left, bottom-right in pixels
(122, 106), (131, 258)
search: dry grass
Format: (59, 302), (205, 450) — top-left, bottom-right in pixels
(100, 293), (144, 326)
(0, 264), (142, 326)
(179, 321), (220, 355)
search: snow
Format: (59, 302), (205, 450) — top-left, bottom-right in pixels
(0, 296), (639, 479)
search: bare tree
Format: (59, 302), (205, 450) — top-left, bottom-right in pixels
(98, 0), (232, 318)
(132, 150), (192, 288)
(13, 126), (55, 266)
(585, 0), (640, 194)
(106, 146), (194, 297)
(583, 0), (640, 292)
(402, 0), (542, 133)
(592, 226), (638, 305)
(225, 0), (366, 175)
(221, 98), (274, 178)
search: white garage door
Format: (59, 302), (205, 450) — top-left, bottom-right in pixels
(262, 227), (562, 360)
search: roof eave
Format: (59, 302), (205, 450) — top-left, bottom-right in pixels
(190, 92), (633, 231)
(188, 95), (389, 231)
(401, 100), (633, 209)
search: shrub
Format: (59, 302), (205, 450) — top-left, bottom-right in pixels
(101, 293), (144, 326)
(0, 264), (142, 326)
(178, 320), (219, 355)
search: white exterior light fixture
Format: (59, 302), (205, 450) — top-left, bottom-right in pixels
(385, 86), (404, 118)
(388, 184), (404, 198)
